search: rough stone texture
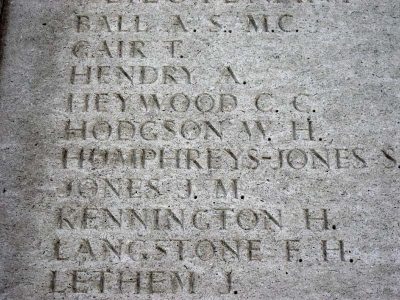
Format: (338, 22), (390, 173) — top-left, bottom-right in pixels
(0, 0), (400, 299)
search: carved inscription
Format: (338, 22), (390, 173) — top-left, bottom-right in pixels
(48, 0), (378, 296)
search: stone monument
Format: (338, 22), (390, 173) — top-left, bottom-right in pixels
(0, 0), (399, 299)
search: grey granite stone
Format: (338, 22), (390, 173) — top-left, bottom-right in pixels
(0, 0), (400, 299)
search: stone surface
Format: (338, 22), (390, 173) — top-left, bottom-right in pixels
(0, 0), (400, 299)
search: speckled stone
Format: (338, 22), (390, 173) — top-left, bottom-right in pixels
(0, 0), (400, 299)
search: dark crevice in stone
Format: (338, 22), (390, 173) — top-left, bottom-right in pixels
(0, 0), (10, 71)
